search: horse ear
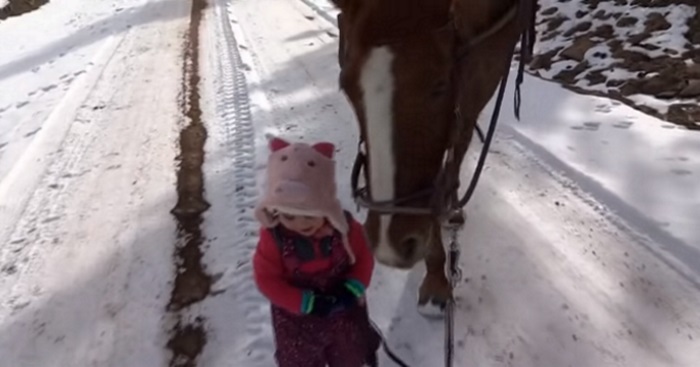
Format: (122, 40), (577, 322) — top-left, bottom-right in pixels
(269, 137), (290, 152)
(312, 142), (335, 158)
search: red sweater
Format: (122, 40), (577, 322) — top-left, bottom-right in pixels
(253, 218), (374, 315)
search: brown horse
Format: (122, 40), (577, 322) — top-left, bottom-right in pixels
(333, 0), (537, 315)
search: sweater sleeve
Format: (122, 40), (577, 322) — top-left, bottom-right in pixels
(252, 228), (314, 315)
(344, 218), (375, 295)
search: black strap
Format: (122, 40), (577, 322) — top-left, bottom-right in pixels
(369, 319), (411, 367)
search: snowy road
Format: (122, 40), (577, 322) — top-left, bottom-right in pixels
(207, 0), (700, 366)
(0, 0), (699, 366)
(0, 0), (190, 365)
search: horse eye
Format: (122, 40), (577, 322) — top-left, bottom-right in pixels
(307, 160), (316, 167)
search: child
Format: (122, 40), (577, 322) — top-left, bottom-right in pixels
(252, 136), (380, 367)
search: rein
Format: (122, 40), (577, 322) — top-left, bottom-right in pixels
(342, 1), (538, 366)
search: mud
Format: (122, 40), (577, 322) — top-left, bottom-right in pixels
(166, 0), (211, 365)
(167, 319), (207, 367)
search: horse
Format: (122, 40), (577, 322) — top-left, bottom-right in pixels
(332, 0), (538, 315)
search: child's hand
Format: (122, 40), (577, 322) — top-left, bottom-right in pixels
(308, 294), (339, 317)
(329, 280), (363, 308)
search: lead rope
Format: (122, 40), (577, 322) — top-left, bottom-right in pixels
(443, 213), (464, 367)
(362, 2), (536, 365)
(368, 61), (509, 365)
(441, 16), (522, 367)
(369, 320), (411, 367)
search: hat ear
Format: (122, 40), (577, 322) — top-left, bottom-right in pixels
(270, 137), (290, 152)
(312, 142), (335, 158)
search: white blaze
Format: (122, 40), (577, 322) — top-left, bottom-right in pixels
(359, 46), (399, 265)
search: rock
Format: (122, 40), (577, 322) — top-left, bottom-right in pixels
(657, 90), (679, 99)
(632, 0), (695, 5)
(542, 6), (558, 16)
(687, 11), (700, 44)
(667, 104), (700, 127)
(619, 75), (684, 98)
(629, 33), (650, 45)
(638, 75), (685, 98)
(547, 16), (568, 33)
(644, 12), (671, 33)
(687, 65), (700, 78)
(554, 61), (590, 84)
(639, 43), (661, 51)
(564, 21), (593, 37)
(616, 16), (638, 28)
(529, 48), (562, 70)
(585, 70), (607, 86)
(606, 79), (625, 88)
(608, 39), (624, 53)
(561, 37), (596, 62)
(592, 25), (615, 40)
(593, 10), (613, 21)
(533, 0), (700, 129)
(582, 0), (602, 8)
(0, 0), (50, 20)
(679, 80), (700, 98)
(542, 30), (563, 42)
(612, 50), (651, 64)
(683, 49), (700, 63)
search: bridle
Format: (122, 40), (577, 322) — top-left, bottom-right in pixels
(337, 3), (537, 366)
(348, 0), (537, 220)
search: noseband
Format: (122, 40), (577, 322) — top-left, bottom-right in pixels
(347, 0), (537, 219)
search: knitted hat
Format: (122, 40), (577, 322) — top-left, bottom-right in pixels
(254, 136), (355, 263)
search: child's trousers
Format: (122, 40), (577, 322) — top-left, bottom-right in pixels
(271, 302), (380, 367)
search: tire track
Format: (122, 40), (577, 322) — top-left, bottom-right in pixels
(0, 33), (126, 300)
(166, 0), (212, 365)
(189, 0), (276, 364)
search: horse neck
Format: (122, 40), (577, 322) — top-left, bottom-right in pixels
(364, 0), (452, 38)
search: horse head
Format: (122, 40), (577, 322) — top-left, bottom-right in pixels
(333, 0), (529, 270)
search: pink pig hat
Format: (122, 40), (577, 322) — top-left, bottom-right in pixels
(254, 136), (355, 264)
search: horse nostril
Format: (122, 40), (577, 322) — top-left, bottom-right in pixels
(399, 236), (419, 259)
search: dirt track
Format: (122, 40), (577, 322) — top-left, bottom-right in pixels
(167, 0), (212, 365)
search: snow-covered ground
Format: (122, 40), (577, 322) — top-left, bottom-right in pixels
(529, 0), (700, 128)
(1, 0), (699, 366)
(0, 0), (189, 365)
(201, 0), (700, 366)
(299, 0), (700, 296)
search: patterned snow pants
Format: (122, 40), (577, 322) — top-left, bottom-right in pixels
(271, 302), (380, 367)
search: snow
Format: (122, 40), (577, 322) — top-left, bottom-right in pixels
(530, 0), (698, 116)
(0, 0), (699, 366)
(0, 0), (189, 365)
(508, 76), (700, 275)
(539, 0), (695, 56)
(218, 0), (700, 365)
